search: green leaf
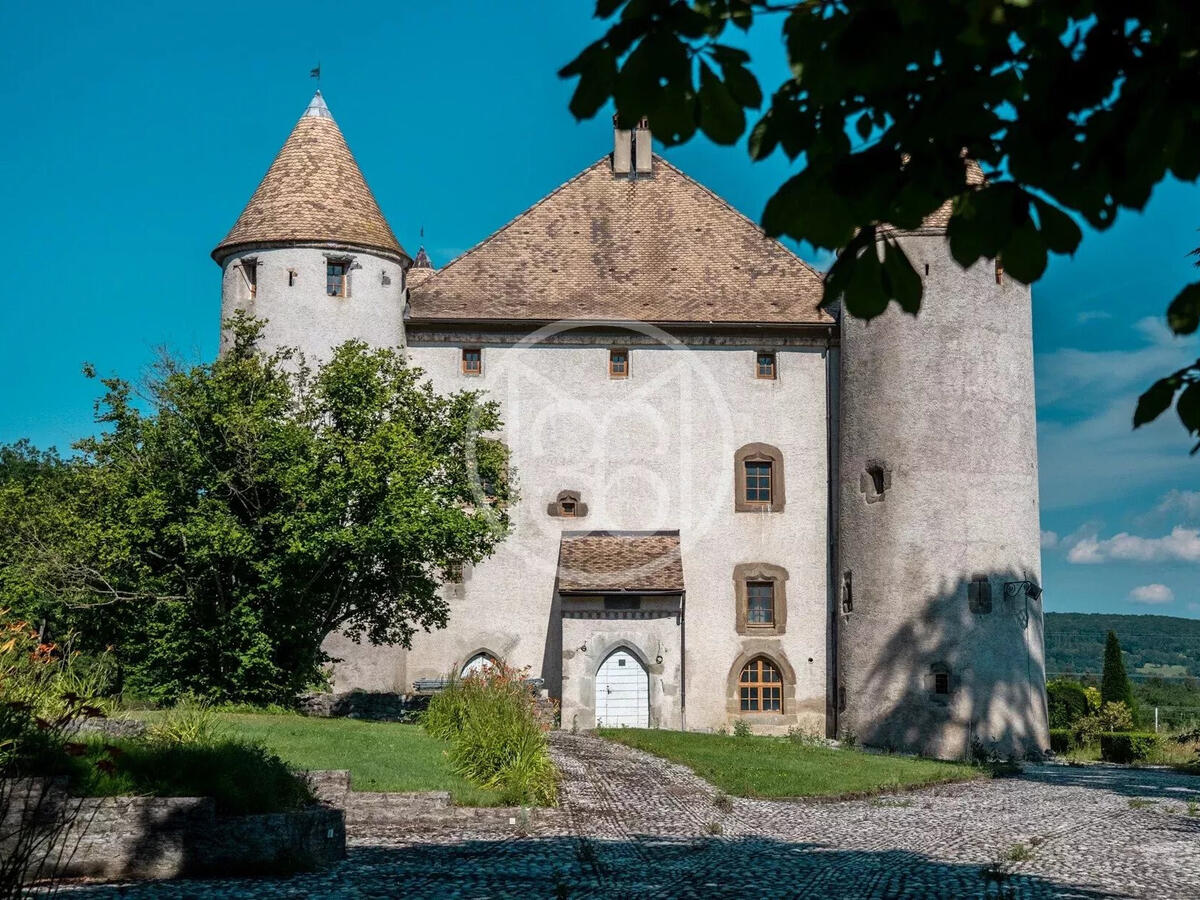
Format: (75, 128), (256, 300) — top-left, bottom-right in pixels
(559, 45), (617, 120)
(1000, 221), (1048, 284)
(1133, 378), (1178, 428)
(1167, 282), (1200, 336)
(1032, 198), (1083, 256)
(722, 62), (763, 109)
(1178, 381), (1200, 435)
(696, 60), (745, 145)
(748, 115), (776, 161)
(595, 0), (625, 16)
(881, 239), (923, 315)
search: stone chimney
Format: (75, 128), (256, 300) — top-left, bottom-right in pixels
(613, 117), (653, 175)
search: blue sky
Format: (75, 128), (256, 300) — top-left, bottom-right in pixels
(1, 1), (1198, 619)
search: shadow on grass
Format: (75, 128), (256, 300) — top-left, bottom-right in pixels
(68, 834), (1125, 898)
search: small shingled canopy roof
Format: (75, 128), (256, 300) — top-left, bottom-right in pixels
(557, 530), (684, 594)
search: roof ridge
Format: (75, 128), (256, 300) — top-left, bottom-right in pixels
(421, 156), (613, 282)
(649, 154), (823, 282)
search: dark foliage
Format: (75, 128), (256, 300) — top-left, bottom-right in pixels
(1101, 631), (1136, 711)
(1046, 679), (1089, 730)
(562, 0), (1200, 447)
(1098, 731), (1161, 764)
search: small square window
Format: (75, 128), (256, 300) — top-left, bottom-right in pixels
(934, 671), (950, 695)
(559, 500), (576, 517)
(609, 348), (629, 378)
(327, 262), (347, 297)
(462, 348), (482, 375)
(756, 352), (776, 379)
(744, 461), (772, 504)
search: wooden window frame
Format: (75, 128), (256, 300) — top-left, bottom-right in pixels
(968, 574), (992, 614)
(462, 347), (483, 376)
(738, 657), (784, 713)
(756, 351), (777, 380)
(326, 258), (350, 297)
(734, 443), (786, 513)
(608, 348), (629, 379)
(733, 563), (788, 635)
(239, 257), (258, 299)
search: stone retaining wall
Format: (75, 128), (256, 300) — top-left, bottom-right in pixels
(3, 778), (345, 882)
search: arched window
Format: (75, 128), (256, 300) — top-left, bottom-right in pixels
(739, 657), (784, 712)
(734, 443), (785, 512)
(460, 652), (498, 678)
(546, 489), (588, 518)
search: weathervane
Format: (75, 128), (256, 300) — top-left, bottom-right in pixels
(310, 63), (321, 85)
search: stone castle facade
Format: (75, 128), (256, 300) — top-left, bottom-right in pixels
(211, 92), (1048, 759)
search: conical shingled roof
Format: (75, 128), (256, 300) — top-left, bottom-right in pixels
(212, 92), (407, 263)
(408, 156), (829, 325)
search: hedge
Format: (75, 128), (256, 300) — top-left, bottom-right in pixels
(1099, 732), (1162, 764)
(1049, 728), (1076, 754)
(1047, 680), (1090, 730)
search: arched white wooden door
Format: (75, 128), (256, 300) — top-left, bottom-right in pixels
(595, 649), (649, 728)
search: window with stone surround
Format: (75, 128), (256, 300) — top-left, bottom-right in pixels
(756, 351), (777, 379)
(326, 260), (348, 297)
(739, 657), (784, 712)
(733, 563), (788, 635)
(734, 443), (785, 513)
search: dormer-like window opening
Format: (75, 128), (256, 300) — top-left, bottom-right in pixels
(327, 261), (348, 297)
(462, 348), (482, 375)
(756, 352), (777, 380)
(609, 348), (629, 378)
(241, 258), (258, 298)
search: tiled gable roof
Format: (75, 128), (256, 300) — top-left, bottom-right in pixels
(409, 157), (829, 325)
(212, 92), (406, 264)
(558, 531), (684, 593)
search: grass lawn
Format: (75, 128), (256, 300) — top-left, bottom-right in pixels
(133, 712), (501, 806)
(597, 728), (982, 799)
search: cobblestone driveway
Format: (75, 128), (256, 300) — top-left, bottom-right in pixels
(74, 732), (1200, 898)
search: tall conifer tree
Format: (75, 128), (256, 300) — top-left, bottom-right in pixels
(1100, 630), (1135, 711)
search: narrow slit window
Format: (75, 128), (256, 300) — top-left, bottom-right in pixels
(462, 348), (482, 375)
(609, 348), (629, 378)
(744, 460), (772, 505)
(242, 259), (258, 298)
(934, 671), (950, 695)
(326, 261), (347, 297)
(756, 352), (777, 380)
(746, 581), (775, 626)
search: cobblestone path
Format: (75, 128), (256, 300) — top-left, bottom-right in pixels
(72, 732), (1200, 898)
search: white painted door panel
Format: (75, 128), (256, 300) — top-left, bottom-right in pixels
(595, 650), (649, 728)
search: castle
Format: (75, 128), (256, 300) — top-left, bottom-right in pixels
(211, 92), (1048, 759)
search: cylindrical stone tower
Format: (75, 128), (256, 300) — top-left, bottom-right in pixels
(211, 91), (411, 693)
(212, 91), (410, 361)
(836, 230), (1048, 760)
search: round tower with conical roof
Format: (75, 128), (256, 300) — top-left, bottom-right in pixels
(212, 91), (410, 359)
(835, 196), (1048, 759)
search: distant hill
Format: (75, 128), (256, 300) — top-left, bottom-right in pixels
(1044, 612), (1200, 681)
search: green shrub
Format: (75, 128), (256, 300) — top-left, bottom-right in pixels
(146, 697), (224, 746)
(1046, 680), (1090, 729)
(1048, 729), (1076, 754)
(733, 720), (752, 738)
(423, 665), (558, 806)
(78, 738), (314, 815)
(1073, 701), (1133, 745)
(1099, 732), (1162, 764)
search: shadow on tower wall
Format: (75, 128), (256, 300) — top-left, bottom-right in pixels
(847, 569), (1048, 760)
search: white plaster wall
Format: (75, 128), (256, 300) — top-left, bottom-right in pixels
(837, 238), (1047, 759)
(219, 246), (406, 361)
(393, 336), (831, 733)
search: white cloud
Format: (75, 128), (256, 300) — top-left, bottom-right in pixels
(1153, 489), (1200, 521)
(1076, 310), (1113, 324)
(1067, 526), (1200, 564)
(1129, 583), (1174, 605)
(1041, 530), (1060, 549)
(1036, 317), (1199, 511)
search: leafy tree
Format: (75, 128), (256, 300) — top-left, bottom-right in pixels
(1046, 678), (1089, 730)
(561, 0), (1200, 450)
(0, 315), (513, 704)
(1101, 630), (1135, 711)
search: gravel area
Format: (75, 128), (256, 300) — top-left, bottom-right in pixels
(68, 732), (1200, 898)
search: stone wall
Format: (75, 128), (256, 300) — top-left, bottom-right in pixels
(3, 779), (345, 882)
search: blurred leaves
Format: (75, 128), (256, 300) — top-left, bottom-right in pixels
(562, 0), (1200, 449)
